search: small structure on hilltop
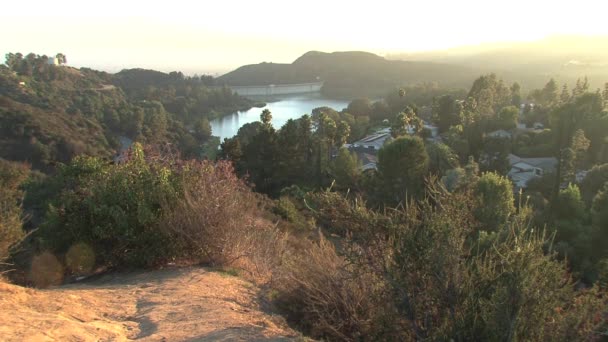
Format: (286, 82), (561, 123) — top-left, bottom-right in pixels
(47, 54), (67, 66)
(507, 153), (557, 189)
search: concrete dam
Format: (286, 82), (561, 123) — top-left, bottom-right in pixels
(228, 81), (324, 96)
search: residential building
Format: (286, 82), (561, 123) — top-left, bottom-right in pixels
(507, 154), (557, 189)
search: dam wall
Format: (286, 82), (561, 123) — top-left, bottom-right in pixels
(229, 81), (323, 96)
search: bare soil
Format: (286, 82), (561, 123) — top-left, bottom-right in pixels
(0, 267), (299, 341)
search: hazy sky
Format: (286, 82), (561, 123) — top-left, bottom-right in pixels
(2, 0), (608, 74)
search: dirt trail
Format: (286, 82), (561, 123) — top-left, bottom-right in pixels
(0, 267), (298, 341)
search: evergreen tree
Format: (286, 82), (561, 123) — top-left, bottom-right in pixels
(377, 135), (429, 203)
(330, 148), (362, 190)
(474, 172), (515, 231)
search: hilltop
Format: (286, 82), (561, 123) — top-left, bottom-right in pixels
(0, 267), (298, 341)
(218, 51), (474, 97)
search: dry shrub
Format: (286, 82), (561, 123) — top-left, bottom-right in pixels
(274, 234), (390, 341)
(162, 160), (286, 283)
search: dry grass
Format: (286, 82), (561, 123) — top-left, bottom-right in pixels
(274, 234), (389, 341)
(161, 161), (287, 284)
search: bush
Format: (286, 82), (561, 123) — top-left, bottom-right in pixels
(0, 159), (29, 264)
(160, 160), (287, 282)
(38, 144), (180, 267)
(274, 235), (390, 341)
(474, 172), (515, 231)
(275, 186), (607, 341)
(273, 196), (311, 231)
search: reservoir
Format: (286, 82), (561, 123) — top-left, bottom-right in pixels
(210, 94), (350, 141)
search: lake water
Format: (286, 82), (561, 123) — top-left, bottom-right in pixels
(210, 94), (350, 141)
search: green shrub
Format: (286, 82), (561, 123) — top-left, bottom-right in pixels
(0, 159), (29, 263)
(38, 143), (181, 267)
(474, 172), (515, 231)
(276, 186), (606, 341)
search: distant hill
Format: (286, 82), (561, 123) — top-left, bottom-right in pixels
(387, 35), (608, 90)
(218, 51), (475, 98)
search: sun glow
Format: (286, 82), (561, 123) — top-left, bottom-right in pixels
(2, 0), (608, 73)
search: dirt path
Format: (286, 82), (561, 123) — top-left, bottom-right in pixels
(0, 267), (299, 341)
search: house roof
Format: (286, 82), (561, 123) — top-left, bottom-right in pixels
(511, 161), (537, 172)
(508, 170), (537, 189)
(362, 163), (378, 171)
(508, 154), (557, 172)
(487, 129), (512, 138)
(352, 132), (392, 150)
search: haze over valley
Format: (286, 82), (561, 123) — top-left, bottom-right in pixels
(1, 1), (608, 341)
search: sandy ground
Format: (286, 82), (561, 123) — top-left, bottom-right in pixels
(0, 267), (299, 341)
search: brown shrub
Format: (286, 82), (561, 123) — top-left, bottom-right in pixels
(274, 234), (391, 341)
(161, 160), (287, 283)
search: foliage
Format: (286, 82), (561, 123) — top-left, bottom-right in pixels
(1, 53), (254, 171)
(346, 98), (372, 117)
(426, 142), (459, 176)
(0, 159), (29, 263)
(474, 172), (515, 231)
(467, 73), (512, 115)
(274, 234), (388, 341)
(38, 144), (180, 267)
(496, 105), (519, 130)
(432, 95), (462, 132)
(377, 135), (429, 203)
(159, 160), (286, 280)
(283, 186), (607, 341)
(329, 148), (362, 190)
(553, 183), (586, 221)
(480, 136), (511, 174)
(580, 163), (608, 205)
(591, 182), (608, 253)
(390, 107), (422, 138)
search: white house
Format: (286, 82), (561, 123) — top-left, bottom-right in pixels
(47, 57), (59, 65)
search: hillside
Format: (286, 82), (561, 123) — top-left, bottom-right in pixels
(387, 35), (608, 90)
(0, 54), (254, 170)
(218, 51), (474, 97)
(0, 267), (298, 341)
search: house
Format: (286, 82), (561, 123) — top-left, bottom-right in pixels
(47, 57), (59, 66)
(507, 154), (558, 189)
(575, 170), (589, 183)
(423, 121), (439, 139)
(487, 129), (512, 139)
(351, 131), (392, 151)
(359, 153), (378, 172)
(346, 129), (392, 172)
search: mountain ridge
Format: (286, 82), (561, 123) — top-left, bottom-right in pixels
(218, 50), (474, 97)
